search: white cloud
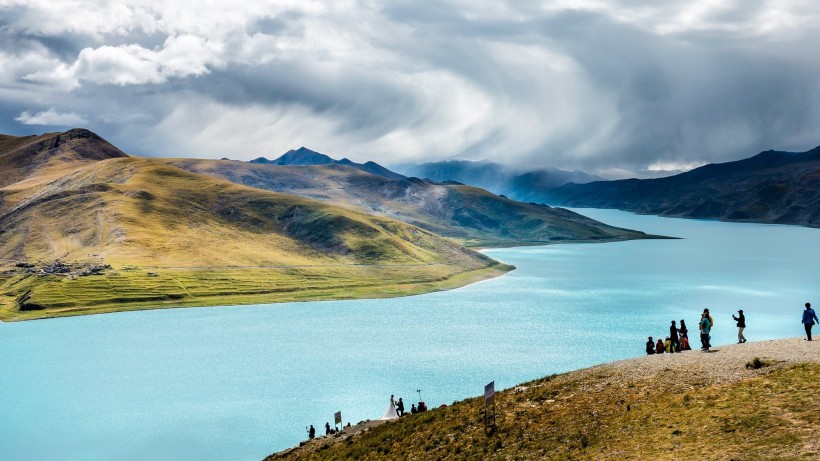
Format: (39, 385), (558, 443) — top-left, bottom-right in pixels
(15, 109), (88, 126)
(1, 0), (820, 174)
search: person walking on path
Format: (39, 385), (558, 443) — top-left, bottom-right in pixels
(732, 309), (747, 343)
(803, 302), (818, 341)
(669, 321), (679, 352)
(700, 313), (712, 351)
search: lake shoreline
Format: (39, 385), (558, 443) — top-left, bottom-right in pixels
(0, 262), (515, 322)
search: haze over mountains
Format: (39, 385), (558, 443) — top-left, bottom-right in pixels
(168, 159), (650, 247)
(543, 146), (820, 227)
(394, 160), (602, 203)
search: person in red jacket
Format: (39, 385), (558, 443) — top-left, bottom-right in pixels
(655, 338), (665, 354)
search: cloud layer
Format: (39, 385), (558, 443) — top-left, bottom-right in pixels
(2, 0), (819, 176)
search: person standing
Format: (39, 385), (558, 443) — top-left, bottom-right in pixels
(732, 309), (747, 343)
(700, 313), (711, 351)
(397, 397), (405, 417)
(679, 319), (690, 350)
(308, 425), (315, 439)
(803, 302), (818, 341)
(669, 321), (679, 352)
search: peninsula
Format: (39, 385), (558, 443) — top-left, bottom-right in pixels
(0, 129), (655, 321)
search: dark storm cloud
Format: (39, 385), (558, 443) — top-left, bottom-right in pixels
(1, 0), (819, 176)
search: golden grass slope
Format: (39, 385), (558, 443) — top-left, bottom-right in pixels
(164, 159), (657, 247)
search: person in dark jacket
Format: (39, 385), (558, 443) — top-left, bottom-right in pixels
(669, 321), (679, 352)
(803, 302), (818, 341)
(679, 319), (690, 350)
(308, 425), (315, 439)
(646, 336), (655, 355)
(397, 397), (405, 417)
(732, 309), (747, 343)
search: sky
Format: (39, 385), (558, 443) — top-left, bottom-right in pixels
(1, 0), (820, 178)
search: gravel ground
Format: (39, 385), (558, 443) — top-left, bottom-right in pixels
(570, 337), (820, 387)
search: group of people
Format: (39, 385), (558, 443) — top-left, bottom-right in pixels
(646, 318), (691, 354)
(646, 307), (747, 354)
(306, 421), (352, 440)
(390, 394), (427, 416)
(645, 302), (818, 354)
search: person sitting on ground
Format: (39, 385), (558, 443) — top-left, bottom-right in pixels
(655, 338), (665, 354)
(418, 401), (427, 412)
(664, 336), (672, 353)
(411, 403), (417, 414)
(803, 302), (818, 341)
(679, 336), (690, 351)
(646, 336), (655, 355)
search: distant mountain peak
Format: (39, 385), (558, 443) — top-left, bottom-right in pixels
(248, 147), (406, 180)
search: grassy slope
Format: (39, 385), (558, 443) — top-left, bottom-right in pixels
(0, 146), (507, 320)
(163, 159), (657, 247)
(269, 361), (820, 460)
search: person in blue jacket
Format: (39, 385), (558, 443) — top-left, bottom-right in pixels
(700, 313), (711, 351)
(802, 302), (818, 341)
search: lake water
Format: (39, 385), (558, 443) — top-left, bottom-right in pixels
(1, 209), (818, 461)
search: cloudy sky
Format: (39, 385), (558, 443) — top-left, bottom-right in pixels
(2, 0), (819, 177)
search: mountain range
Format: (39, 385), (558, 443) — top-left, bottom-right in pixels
(543, 146), (820, 227)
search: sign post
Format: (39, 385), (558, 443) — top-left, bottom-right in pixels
(334, 411), (342, 432)
(484, 380), (496, 432)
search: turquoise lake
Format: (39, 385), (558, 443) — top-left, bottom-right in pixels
(1, 209), (818, 460)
